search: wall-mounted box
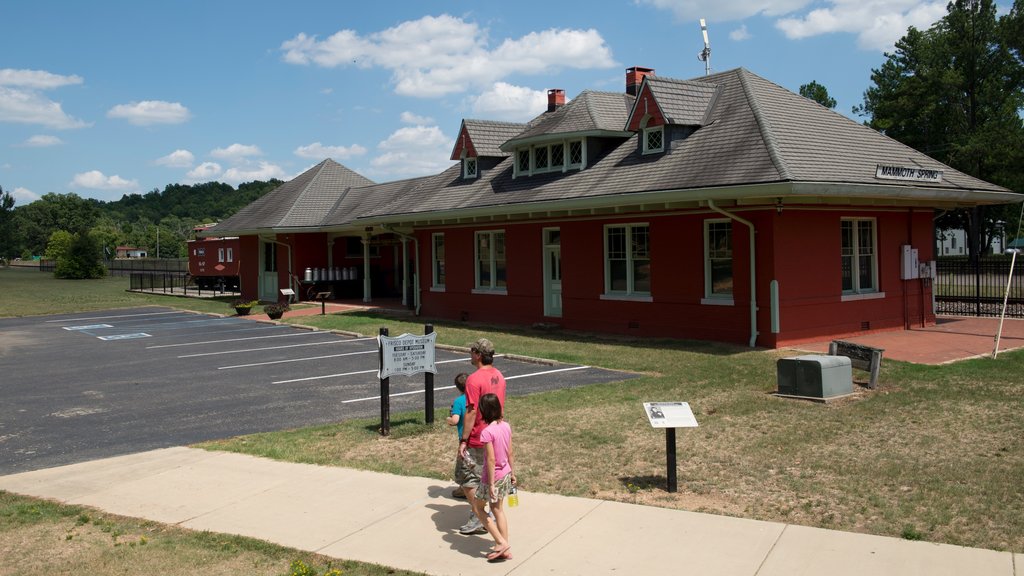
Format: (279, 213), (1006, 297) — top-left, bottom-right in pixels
(777, 354), (853, 399)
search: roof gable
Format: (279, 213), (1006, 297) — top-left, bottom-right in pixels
(501, 91), (635, 151)
(626, 76), (721, 131)
(450, 119), (526, 160)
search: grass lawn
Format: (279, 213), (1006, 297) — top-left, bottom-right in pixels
(3, 266), (1023, 556)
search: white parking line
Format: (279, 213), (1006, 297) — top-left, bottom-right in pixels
(147, 331), (336, 349)
(342, 385), (457, 404)
(179, 337), (375, 358)
(47, 311), (182, 323)
(272, 357), (469, 385)
(218, 349), (377, 369)
(336, 365), (592, 404)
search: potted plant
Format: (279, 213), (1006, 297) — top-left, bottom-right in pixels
(232, 299), (259, 316)
(263, 302), (290, 320)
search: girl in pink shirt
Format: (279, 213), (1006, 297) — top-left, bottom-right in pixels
(477, 392), (515, 561)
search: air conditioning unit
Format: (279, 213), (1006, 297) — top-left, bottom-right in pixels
(777, 355), (853, 399)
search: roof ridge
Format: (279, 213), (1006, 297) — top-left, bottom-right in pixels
(278, 159), (330, 224)
(736, 69), (792, 181)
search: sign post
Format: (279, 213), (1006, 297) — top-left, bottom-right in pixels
(643, 402), (698, 493)
(379, 327), (390, 436)
(316, 291), (332, 315)
(377, 328), (438, 435)
(424, 324), (434, 424)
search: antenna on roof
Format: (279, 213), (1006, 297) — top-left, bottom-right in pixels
(697, 18), (711, 76)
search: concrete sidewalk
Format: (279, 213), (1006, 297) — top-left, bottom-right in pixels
(0, 448), (1017, 575)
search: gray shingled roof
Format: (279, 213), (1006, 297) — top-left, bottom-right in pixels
(214, 68), (1018, 235)
(501, 91), (635, 150)
(453, 120), (526, 159)
(213, 159), (374, 233)
(639, 76), (721, 126)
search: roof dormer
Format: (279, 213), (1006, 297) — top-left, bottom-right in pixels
(450, 119), (527, 180)
(625, 74), (722, 155)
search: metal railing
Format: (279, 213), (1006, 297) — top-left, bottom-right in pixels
(935, 257), (1024, 318)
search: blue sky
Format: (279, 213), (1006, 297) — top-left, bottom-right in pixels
(1, 0), (1008, 205)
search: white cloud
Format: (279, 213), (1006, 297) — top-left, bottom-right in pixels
(222, 161), (286, 184)
(400, 111), (434, 125)
(187, 162), (222, 180)
(469, 82), (548, 122)
(155, 149), (195, 168)
(730, 24), (752, 41)
(70, 170), (139, 191)
(0, 69), (83, 89)
(210, 143), (263, 161)
(294, 142), (367, 159)
(107, 100), (191, 125)
(281, 15), (616, 97)
(636, 0), (812, 21)
(20, 135), (63, 147)
(11, 186), (40, 204)
(369, 125), (455, 178)
(776, 0), (947, 51)
(0, 86), (89, 129)
(638, 0), (947, 52)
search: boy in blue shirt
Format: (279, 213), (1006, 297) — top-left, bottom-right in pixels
(447, 373), (469, 498)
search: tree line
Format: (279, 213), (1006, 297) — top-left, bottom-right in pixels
(0, 180), (280, 276)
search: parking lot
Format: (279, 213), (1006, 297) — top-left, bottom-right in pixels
(0, 306), (635, 475)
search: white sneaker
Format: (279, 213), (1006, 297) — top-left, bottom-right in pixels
(458, 515), (487, 535)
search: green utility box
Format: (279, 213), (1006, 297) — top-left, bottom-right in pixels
(777, 354), (853, 399)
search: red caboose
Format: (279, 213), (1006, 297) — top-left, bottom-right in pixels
(187, 232), (241, 290)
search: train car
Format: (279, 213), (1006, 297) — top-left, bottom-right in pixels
(187, 235), (241, 290)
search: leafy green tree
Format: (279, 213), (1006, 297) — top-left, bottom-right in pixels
(855, 0), (1024, 257)
(799, 81), (837, 108)
(44, 229), (74, 262)
(13, 192), (100, 256)
(0, 185), (15, 260)
(57, 233), (105, 279)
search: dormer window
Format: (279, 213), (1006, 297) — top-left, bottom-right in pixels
(463, 157), (478, 179)
(643, 126), (664, 154)
(513, 139), (585, 177)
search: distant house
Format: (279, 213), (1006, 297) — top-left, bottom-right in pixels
(115, 246), (147, 259)
(936, 228), (1005, 256)
(207, 66), (1021, 348)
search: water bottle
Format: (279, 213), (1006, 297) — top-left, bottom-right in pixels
(507, 486), (519, 507)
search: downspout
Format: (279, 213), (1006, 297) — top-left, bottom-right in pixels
(259, 234), (295, 304)
(382, 225), (421, 315)
(707, 200), (758, 348)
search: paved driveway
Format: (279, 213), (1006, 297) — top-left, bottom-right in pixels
(0, 307), (634, 475)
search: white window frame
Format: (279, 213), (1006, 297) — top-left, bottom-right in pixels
(513, 139), (584, 177)
(473, 230), (507, 294)
(217, 248), (225, 263)
(463, 157), (478, 179)
(431, 233), (445, 291)
(601, 223), (652, 301)
(226, 247), (234, 263)
(702, 219), (734, 305)
(841, 217), (881, 299)
(643, 125), (664, 154)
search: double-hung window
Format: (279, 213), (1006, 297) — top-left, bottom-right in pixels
(704, 220), (733, 303)
(475, 230), (506, 292)
(431, 233), (445, 290)
(841, 218), (878, 295)
(604, 224), (651, 298)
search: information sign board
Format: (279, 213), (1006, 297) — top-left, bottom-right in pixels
(379, 332), (437, 379)
(643, 402), (699, 428)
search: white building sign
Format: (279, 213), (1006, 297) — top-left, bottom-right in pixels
(875, 164), (943, 183)
(379, 332), (437, 379)
(643, 402), (699, 428)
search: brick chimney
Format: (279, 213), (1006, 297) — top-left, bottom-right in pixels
(626, 66), (655, 96)
(547, 89), (565, 112)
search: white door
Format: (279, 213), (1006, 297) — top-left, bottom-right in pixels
(259, 241), (278, 301)
(543, 228), (562, 317)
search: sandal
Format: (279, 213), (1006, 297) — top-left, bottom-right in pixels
(486, 545), (511, 562)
